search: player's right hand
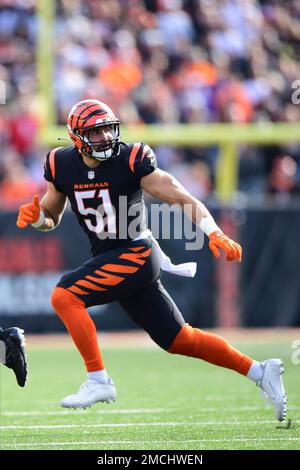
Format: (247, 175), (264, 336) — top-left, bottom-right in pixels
(16, 195), (41, 229)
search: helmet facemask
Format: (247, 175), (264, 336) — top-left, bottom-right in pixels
(77, 122), (120, 161)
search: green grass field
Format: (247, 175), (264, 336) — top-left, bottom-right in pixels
(1, 334), (300, 450)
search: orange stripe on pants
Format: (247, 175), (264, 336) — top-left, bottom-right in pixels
(101, 264), (139, 274)
(93, 270), (124, 285)
(67, 285), (89, 295)
(119, 253), (146, 265)
(75, 279), (107, 291)
(119, 248), (151, 266)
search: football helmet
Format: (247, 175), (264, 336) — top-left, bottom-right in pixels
(67, 99), (120, 161)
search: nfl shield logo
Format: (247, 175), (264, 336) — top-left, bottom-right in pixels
(88, 170), (95, 180)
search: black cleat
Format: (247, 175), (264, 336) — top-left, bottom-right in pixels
(0, 327), (28, 387)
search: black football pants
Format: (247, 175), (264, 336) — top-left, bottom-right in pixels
(57, 237), (185, 349)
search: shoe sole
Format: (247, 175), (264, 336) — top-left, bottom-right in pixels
(275, 360), (287, 422)
(262, 359), (287, 422)
(61, 397), (116, 409)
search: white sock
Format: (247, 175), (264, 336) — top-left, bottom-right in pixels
(88, 369), (109, 384)
(247, 361), (263, 383)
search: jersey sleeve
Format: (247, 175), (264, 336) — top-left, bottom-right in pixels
(44, 151), (54, 183)
(129, 142), (157, 181)
(43, 147), (63, 192)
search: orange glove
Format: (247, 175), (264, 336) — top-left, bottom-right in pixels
(16, 195), (41, 229)
(208, 230), (242, 262)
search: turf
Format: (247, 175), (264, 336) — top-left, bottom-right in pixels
(1, 340), (300, 450)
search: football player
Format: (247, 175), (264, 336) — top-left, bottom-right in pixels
(0, 327), (27, 387)
(17, 100), (286, 420)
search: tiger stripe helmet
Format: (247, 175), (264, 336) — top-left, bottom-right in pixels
(67, 99), (120, 161)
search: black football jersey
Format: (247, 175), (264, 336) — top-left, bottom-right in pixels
(44, 142), (157, 256)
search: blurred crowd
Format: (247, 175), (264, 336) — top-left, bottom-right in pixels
(1, 0), (300, 209)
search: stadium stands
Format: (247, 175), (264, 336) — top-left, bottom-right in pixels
(1, 0), (300, 207)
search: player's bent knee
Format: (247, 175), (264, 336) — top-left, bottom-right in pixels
(151, 335), (172, 351)
(51, 286), (84, 314)
(51, 287), (69, 312)
(147, 329), (184, 352)
(167, 323), (197, 356)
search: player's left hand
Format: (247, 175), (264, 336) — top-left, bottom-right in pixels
(208, 230), (242, 262)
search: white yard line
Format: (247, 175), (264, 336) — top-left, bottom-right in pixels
(1, 408), (168, 417)
(2, 419), (299, 429)
(1, 437), (300, 448)
(2, 405), (300, 417)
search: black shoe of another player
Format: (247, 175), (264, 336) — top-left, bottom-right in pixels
(0, 327), (28, 387)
